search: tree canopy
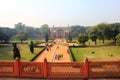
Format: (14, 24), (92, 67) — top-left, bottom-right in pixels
(78, 34), (89, 46)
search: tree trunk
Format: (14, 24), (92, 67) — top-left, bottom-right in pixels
(95, 40), (97, 45)
(20, 40), (23, 44)
(102, 39), (104, 44)
(114, 36), (116, 43)
(83, 42), (85, 46)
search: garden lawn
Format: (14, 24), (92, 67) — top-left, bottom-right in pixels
(70, 46), (120, 61)
(0, 44), (44, 61)
(10, 39), (53, 44)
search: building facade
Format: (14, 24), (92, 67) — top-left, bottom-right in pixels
(50, 26), (70, 39)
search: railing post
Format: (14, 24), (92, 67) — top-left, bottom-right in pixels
(14, 58), (20, 77)
(84, 57), (89, 79)
(43, 57), (48, 78)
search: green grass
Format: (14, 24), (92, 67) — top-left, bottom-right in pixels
(10, 39), (53, 44)
(70, 38), (114, 46)
(0, 46), (13, 60)
(0, 44), (44, 61)
(70, 46), (120, 62)
(86, 39), (114, 45)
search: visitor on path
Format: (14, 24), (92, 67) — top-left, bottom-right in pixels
(46, 46), (49, 51)
(55, 54), (63, 60)
(57, 46), (59, 49)
(49, 45), (51, 51)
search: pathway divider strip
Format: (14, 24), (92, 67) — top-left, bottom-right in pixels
(52, 47), (58, 62)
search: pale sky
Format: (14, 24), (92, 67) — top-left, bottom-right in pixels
(0, 0), (120, 28)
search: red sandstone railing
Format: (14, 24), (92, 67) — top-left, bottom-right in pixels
(0, 58), (120, 79)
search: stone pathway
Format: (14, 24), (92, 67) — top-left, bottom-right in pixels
(34, 39), (71, 62)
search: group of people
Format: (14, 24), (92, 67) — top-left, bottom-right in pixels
(55, 54), (63, 60)
(45, 41), (64, 60)
(46, 42), (53, 51)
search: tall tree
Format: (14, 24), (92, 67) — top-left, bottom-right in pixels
(24, 27), (41, 39)
(15, 30), (28, 43)
(78, 34), (89, 46)
(71, 25), (86, 38)
(110, 23), (120, 43)
(68, 32), (72, 42)
(96, 23), (110, 44)
(40, 24), (50, 40)
(12, 43), (21, 59)
(30, 41), (34, 53)
(89, 27), (98, 45)
(45, 32), (49, 42)
(0, 27), (17, 43)
(0, 28), (4, 42)
(116, 33), (120, 46)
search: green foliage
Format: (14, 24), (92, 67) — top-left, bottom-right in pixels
(39, 24), (50, 42)
(12, 43), (21, 59)
(116, 33), (120, 46)
(30, 41), (34, 53)
(0, 44), (44, 61)
(78, 34), (89, 46)
(45, 32), (49, 42)
(89, 27), (98, 45)
(70, 25), (87, 38)
(40, 24), (50, 38)
(68, 47), (76, 61)
(110, 23), (120, 42)
(0, 28), (4, 41)
(14, 30), (28, 43)
(0, 28), (17, 43)
(68, 32), (72, 42)
(96, 23), (111, 44)
(25, 27), (41, 40)
(14, 22), (41, 40)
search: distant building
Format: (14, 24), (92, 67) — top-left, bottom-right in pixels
(50, 25), (71, 39)
(15, 22), (25, 31)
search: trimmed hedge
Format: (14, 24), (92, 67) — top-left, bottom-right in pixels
(30, 46), (46, 61)
(68, 46), (87, 62)
(68, 46), (76, 61)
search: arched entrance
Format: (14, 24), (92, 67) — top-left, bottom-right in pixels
(57, 29), (64, 38)
(50, 27), (70, 39)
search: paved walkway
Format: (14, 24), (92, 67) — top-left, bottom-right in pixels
(34, 39), (71, 62)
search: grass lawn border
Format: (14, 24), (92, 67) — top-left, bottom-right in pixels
(68, 46), (76, 61)
(69, 45), (120, 62)
(68, 46), (88, 62)
(30, 46), (46, 61)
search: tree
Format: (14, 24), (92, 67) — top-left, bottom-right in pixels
(116, 33), (120, 46)
(15, 30), (28, 43)
(45, 32), (49, 42)
(89, 28), (98, 45)
(24, 27), (41, 39)
(40, 24), (50, 38)
(78, 34), (89, 46)
(68, 32), (72, 42)
(2, 28), (17, 43)
(12, 43), (21, 59)
(96, 23), (110, 44)
(71, 25), (86, 38)
(30, 41), (34, 53)
(0, 28), (4, 42)
(40, 24), (50, 41)
(0, 27), (17, 43)
(110, 23), (120, 43)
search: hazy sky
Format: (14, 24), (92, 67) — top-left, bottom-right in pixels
(0, 0), (120, 28)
